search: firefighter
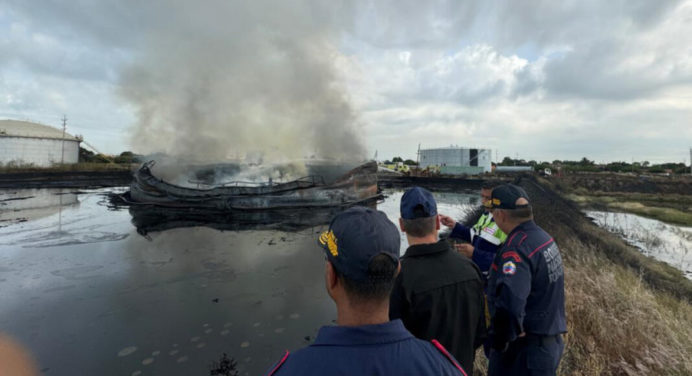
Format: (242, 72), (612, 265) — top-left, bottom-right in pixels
(485, 184), (566, 376)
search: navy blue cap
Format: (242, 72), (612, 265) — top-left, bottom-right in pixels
(400, 187), (437, 219)
(489, 184), (530, 209)
(318, 206), (400, 281)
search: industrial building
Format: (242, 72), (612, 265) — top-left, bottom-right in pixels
(0, 119), (82, 167)
(494, 166), (534, 173)
(419, 146), (492, 174)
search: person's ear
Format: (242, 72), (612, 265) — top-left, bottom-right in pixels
(494, 209), (503, 222)
(325, 261), (338, 291)
(435, 214), (440, 230)
(399, 217), (405, 233)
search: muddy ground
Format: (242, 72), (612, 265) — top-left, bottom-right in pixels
(0, 170), (133, 189)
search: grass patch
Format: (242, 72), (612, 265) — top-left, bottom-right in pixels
(567, 193), (692, 227)
(610, 202), (692, 227)
(561, 240), (692, 375)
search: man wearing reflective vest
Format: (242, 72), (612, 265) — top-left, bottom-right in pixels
(485, 184), (566, 376)
(440, 183), (507, 277)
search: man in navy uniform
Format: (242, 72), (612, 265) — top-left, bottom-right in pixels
(265, 206), (468, 376)
(390, 187), (486, 374)
(486, 184), (566, 376)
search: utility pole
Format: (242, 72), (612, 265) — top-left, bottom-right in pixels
(61, 115), (67, 164)
(416, 143), (421, 165)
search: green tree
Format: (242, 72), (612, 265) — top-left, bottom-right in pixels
(579, 157), (594, 166)
(392, 156), (403, 163)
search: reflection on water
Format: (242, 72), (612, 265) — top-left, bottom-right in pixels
(588, 211), (692, 280)
(0, 188), (80, 225)
(0, 188), (129, 248)
(122, 199), (378, 236)
(0, 187), (476, 375)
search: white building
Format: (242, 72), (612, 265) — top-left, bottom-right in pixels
(419, 146), (492, 174)
(0, 120), (82, 167)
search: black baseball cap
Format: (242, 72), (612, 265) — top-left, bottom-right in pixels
(318, 206), (400, 281)
(488, 184), (530, 209)
(400, 187), (438, 219)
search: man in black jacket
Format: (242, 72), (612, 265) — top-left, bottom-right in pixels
(390, 186), (487, 374)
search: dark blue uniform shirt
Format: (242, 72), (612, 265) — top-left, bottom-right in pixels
(487, 220), (567, 341)
(266, 319), (467, 376)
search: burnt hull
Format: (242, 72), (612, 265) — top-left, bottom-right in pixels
(128, 160), (379, 210)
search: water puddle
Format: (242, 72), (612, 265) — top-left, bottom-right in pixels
(587, 211), (692, 280)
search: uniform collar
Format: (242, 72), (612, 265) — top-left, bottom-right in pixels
(402, 240), (450, 258)
(312, 319), (414, 346)
(506, 220), (538, 238)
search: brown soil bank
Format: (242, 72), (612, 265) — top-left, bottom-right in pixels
(554, 172), (692, 195)
(0, 170), (132, 189)
(378, 174), (507, 192)
(513, 174), (692, 375)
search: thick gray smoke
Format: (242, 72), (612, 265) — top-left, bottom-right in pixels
(118, 1), (365, 164)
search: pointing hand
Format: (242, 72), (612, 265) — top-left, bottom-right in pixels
(438, 214), (456, 228)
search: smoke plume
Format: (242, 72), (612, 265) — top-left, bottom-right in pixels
(118, 1), (365, 163)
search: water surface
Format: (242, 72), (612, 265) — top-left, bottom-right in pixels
(0, 187), (476, 375)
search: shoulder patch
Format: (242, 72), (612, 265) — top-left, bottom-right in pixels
(267, 350), (290, 376)
(431, 339), (468, 376)
(502, 251), (522, 262)
(502, 261), (517, 275)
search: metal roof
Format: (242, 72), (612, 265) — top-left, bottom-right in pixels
(0, 119), (81, 141)
(420, 146), (491, 151)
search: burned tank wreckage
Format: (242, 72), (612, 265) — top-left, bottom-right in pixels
(119, 160), (380, 234)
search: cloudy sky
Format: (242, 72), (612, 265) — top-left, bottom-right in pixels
(1, 0), (691, 164)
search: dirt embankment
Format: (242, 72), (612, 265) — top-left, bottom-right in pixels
(554, 172), (692, 195)
(377, 174), (508, 192)
(0, 170), (133, 189)
(548, 172), (692, 226)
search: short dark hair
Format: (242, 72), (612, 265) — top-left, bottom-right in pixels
(504, 205), (533, 221)
(334, 254), (398, 304)
(401, 216), (436, 237)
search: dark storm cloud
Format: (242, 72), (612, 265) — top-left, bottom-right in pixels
(1, 0), (690, 163)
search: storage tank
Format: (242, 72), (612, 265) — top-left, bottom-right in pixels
(0, 120), (82, 167)
(419, 146), (492, 174)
